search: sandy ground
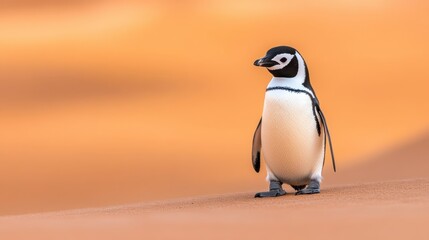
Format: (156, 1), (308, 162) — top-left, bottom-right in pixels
(0, 134), (428, 240)
(0, 178), (427, 240)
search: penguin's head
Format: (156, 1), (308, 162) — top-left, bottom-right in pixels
(254, 46), (300, 78)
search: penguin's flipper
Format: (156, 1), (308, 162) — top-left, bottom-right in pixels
(316, 106), (336, 172)
(252, 118), (262, 173)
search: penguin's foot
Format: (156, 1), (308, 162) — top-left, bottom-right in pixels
(254, 189), (286, 198)
(295, 179), (320, 195)
(255, 181), (286, 198)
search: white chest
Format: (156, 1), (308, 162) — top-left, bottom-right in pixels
(261, 88), (324, 185)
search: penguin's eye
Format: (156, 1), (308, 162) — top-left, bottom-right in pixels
(280, 57), (287, 63)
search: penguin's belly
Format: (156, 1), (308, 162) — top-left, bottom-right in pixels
(261, 90), (324, 185)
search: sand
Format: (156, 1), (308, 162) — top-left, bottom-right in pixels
(0, 179), (427, 240)
(1, 134), (428, 240)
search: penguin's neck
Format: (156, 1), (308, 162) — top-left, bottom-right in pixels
(267, 76), (306, 89)
(266, 76), (315, 98)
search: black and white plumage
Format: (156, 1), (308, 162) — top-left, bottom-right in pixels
(252, 46), (335, 197)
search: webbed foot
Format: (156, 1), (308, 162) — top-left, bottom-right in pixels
(255, 181), (286, 198)
(295, 179), (320, 195)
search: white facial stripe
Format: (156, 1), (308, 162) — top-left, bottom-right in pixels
(266, 52), (309, 89)
(267, 53), (294, 71)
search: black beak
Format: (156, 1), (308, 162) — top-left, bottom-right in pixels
(254, 57), (276, 67)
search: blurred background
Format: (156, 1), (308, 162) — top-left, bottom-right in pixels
(0, 0), (428, 215)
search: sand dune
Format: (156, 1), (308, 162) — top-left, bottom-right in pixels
(0, 132), (428, 240)
(1, 179), (428, 240)
(323, 132), (429, 185)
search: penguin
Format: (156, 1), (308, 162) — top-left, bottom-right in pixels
(252, 46), (336, 197)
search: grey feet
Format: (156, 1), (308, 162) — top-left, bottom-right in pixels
(255, 181), (286, 198)
(255, 179), (321, 197)
(296, 179), (320, 195)
(254, 189), (286, 198)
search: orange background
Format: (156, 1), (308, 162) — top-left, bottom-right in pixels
(0, 0), (428, 215)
